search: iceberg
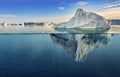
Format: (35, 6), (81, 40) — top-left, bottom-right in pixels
(51, 34), (112, 62)
(55, 8), (111, 28)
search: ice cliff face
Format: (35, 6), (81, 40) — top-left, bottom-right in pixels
(51, 34), (111, 62)
(55, 8), (110, 28)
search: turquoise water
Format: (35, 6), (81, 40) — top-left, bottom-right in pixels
(0, 34), (120, 77)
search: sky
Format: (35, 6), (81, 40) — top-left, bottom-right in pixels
(0, 0), (120, 23)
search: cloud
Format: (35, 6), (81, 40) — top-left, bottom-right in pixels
(98, 0), (120, 19)
(45, 15), (72, 23)
(75, 1), (88, 6)
(0, 14), (20, 23)
(103, 0), (120, 9)
(29, 15), (73, 24)
(58, 6), (65, 10)
(0, 14), (18, 18)
(98, 7), (120, 19)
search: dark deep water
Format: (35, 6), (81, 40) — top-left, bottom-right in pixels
(0, 34), (120, 77)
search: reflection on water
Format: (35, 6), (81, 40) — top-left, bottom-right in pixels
(51, 34), (112, 62)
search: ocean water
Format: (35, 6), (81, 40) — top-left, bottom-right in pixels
(0, 34), (120, 77)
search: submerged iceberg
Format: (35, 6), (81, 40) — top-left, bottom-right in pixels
(51, 34), (112, 62)
(55, 8), (111, 28)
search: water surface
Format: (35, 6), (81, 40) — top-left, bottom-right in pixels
(0, 34), (120, 77)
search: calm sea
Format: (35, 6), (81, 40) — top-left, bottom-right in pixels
(0, 34), (120, 77)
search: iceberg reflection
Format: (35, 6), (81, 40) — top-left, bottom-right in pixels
(51, 34), (112, 62)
